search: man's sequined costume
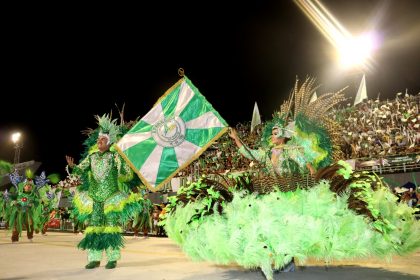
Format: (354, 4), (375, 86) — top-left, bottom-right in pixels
(72, 149), (141, 263)
(70, 115), (143, 267)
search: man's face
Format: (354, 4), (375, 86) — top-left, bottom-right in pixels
(97, 135), (110, 152)
(24, 184), (32, 192)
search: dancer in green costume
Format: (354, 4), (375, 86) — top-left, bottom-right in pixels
(5, 169), (59, 242)
(132, 193), (153, 238)
(0, 160), (13, 222)
(66, 115), (142, 269)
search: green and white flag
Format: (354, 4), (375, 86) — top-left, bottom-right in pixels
(116, 77), (228, 191)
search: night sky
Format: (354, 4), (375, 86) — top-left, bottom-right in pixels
(1, 0), (419, 179)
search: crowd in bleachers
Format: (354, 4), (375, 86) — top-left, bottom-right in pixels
(330, 93), (419, 159)
(196, 122), (261, 174)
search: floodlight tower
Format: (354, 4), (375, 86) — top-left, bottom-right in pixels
(11, 132), (22, 165)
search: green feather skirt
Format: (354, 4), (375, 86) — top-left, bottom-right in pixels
(78, 232), (124, 250)
(165, 181), (420, 279)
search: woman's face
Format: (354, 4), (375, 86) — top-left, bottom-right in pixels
(271, 128), (284, 145)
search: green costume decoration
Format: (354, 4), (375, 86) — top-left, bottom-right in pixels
(4, 170), (58, 242)
(38, 181), (60, 234)
(70, 114), (143, 268)
(0, 160), (12, 186)
(162, 77), (420, 280)
(0, 192), (5, 221)
(0, 160), (12, 219)
(132, 196), (153, 236)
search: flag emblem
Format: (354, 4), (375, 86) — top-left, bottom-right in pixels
(151, 116), (186, 147)
(116, 77), (228, 191)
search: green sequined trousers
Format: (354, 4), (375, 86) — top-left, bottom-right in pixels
(88, 248), (121, 262)
(78, 201), (123, 261)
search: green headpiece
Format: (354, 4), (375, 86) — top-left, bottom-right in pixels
(96, 114), (120, 145)
(261, 113), (293, 147)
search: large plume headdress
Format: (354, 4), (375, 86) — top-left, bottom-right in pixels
(287, 76), (347, 120)
(263, 76), (348, 167)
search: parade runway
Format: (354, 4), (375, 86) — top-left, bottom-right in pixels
(0, 230), (419, 280)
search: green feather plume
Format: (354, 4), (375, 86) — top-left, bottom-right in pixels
(78, 233), (124, 250)
(47, 173), (60, 184)
(293, 112), (332, 168)
(96, 114), (120, 144)
(25, 169), (34, 179)
(0, 160), (12, 175)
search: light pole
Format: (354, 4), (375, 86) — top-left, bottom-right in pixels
(11, 132), (22, 166)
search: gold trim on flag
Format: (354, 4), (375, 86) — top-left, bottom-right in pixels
(114, 144), (153, 190)
(153, 77), (184, 107)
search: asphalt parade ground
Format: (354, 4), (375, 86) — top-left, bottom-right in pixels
(0, 230), (419, 280)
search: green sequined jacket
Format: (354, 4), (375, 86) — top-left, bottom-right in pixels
(73, 150), (132, 202)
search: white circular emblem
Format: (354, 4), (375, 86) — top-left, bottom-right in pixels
(152, 116), (186, 147)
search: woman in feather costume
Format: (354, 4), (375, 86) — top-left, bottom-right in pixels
(161, 77), (420, 280)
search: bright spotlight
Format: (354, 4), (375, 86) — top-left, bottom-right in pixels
(11, 132), (21, 144)
(294, 0), (381, 71)
(338, 33), (376, 69)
